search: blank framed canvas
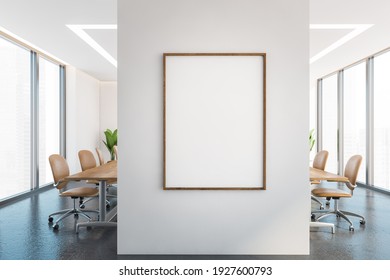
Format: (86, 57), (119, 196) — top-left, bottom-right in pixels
(163, 53), (266, 190)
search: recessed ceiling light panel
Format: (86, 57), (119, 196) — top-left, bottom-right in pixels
(310, 24), (374, 64)
(67, 24), (117, 68)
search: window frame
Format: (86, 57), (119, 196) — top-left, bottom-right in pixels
(317, 46), (390, 192)
(0, 32), (66, 202)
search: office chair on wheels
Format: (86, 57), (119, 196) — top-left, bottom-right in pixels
(48, 154), (99, 230)
(113, 145), (118, 160)
(78, 150), (116, 209)
(311, 150), (329, 209)
(95, 147), (105, 166)
(311, 155), (365, 231)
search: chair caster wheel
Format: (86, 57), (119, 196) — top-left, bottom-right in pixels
(74, 213), (79, 218)
(48, 217), (53, 223)
(349, 226), (354, 231)
(80, 204), (85, 209)
(320, 205), (324, 210)
(311, 214), (315, 220)
(53, 224), (59, 230)
(360, 220), (366, 225)
(106, 204), (110, 209)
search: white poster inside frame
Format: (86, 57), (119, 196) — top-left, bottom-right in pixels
(164, 53), (266, 190)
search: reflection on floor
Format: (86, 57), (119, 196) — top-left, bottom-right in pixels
(0, 184), (389, 260)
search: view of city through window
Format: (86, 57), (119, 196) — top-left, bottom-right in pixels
(0, 37), (31, 199)
(319, 49), (390, 189)
(0, 36), (61, 200)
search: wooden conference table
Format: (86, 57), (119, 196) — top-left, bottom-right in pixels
(310, 167), (349, 183)
(309, 167), (349, 233)
(64, 160), (117, 233)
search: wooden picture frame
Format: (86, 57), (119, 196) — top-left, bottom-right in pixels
(163, 53), (266, 190)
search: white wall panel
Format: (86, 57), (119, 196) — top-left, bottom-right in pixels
(100, 81), (118, 161)
(118, 0), (309, 254)
(66, 66), (100, 173)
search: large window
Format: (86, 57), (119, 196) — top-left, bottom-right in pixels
(0, 38), (31, 199)
(344, 63), (366, 183)
(39, 57), (60, 185)
(321, 74), (338, 173)
(317, 47), (390, 190)
(373, 51), (390, 188)
(0, 34), (64, 201)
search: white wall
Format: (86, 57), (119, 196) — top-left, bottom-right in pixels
(66, 66), (101, 173)
(100, 82), (118, 161)
(118, 0), (310, 254)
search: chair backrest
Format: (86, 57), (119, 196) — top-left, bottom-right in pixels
(313, 150), (329, 170)
(113, 145), (118, 160)
(344, 155), (362, 188)
(78, 150), (97, 171)
(95, 147), (105, 166)
(48, 154), (69, 190)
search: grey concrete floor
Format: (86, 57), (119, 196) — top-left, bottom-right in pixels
(0, 184), (389, 260)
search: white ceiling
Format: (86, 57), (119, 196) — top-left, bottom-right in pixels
(310, 0), (390, 85)
(310, 28), (352, 58)
(1, 0), (390, 84)
(0, 0), (117, 81)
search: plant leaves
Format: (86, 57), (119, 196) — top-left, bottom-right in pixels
(103, 129), (118, 157)
(309, 129), (315, 151)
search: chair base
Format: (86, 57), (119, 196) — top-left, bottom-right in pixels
(79, 193), (116, 209)
(79, 186), (117, 208)
(48, 199), (99, 230)
(311, 195), (324, 209)
(311, 199), (365, 231)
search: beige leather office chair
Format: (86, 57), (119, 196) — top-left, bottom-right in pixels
(79, 149), (98, 171)
(311, 155), (365, 231)
(48, 154), (99, 230)
(78, 149), (101, 186)
(79, 149), (116, 183)
(96, 147), (105, 166)
(113, 145), (118, 160)
(311, 150), (329, 209)
(78, 149), (115, 208)
(313, 150), (329, 170)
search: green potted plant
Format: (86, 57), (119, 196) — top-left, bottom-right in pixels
(103, 129), (118, 160)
